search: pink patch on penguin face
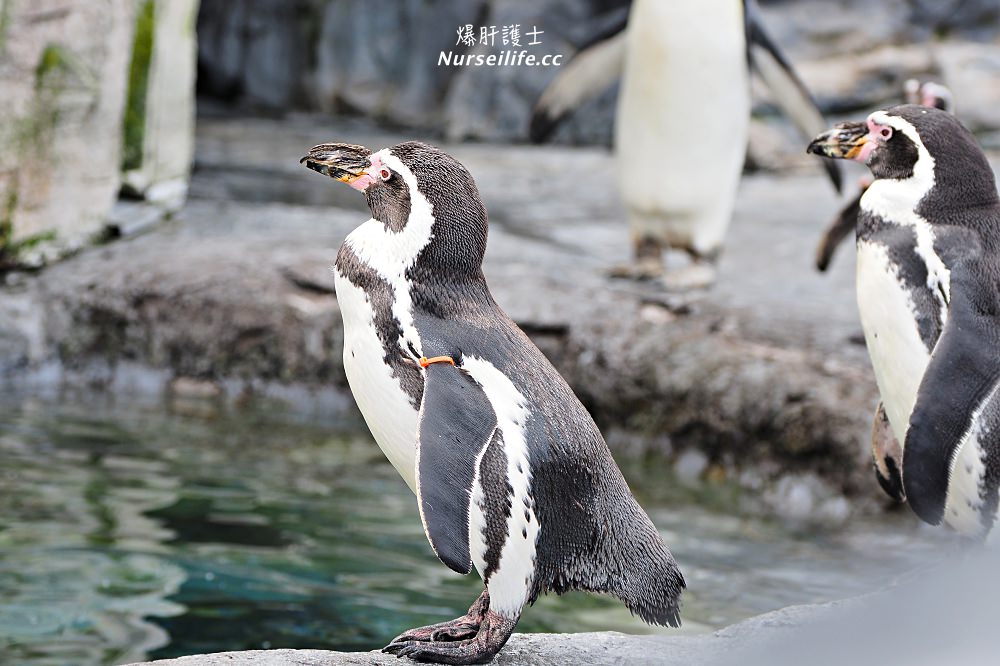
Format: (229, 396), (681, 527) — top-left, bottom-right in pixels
(349, 154), (382, 191)
(855, 116), (890, 163)
(856, 138), (877, 163)
(349, 174), (376, 191)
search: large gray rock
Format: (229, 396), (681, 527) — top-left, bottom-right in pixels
(0, 0), (134, 264)
(125, 603), (841, 666)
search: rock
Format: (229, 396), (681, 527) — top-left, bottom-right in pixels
(195, 0), (315, 110)
(442, 0), (623, 145)
(675, 449), (710, 483)
(125, 546), (1000, 666)
(907, 0), (1000, 39)
(194, 0), (625, 144)
(762, 473), (852, 526)
(107, 200), (166, 237)
(193, 0), (1000, 144)
(758, 0), (998, 63)
(935, 42), (1000, 133)
(169, 376), (223, 398)
(780, 45), (936, 115)
(122, 603), (837, 666)
(755, 0), (914, 61)
(0, 0), (134, 260)
(735, 545), (1000, 666)
(313, 0), (485, 129)
(746, 117), (826, 177)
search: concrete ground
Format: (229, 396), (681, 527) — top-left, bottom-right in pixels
(0, 111), (906, 516)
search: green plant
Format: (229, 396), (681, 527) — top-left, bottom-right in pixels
(122, 0), (156, 172)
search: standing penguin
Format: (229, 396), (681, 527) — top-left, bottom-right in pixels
(301, 141), (684, 662)
(808, 106), (1000, 537)
(529, 0), (842, 289)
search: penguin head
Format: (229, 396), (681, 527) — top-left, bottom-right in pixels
(903, 79), (954, 113)
(808, 106), (995, 201)
(807, 106), (924, 179)
(301, 141), (489, 276)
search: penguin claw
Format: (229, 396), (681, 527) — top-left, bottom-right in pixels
(387, 619), (480, 645)
(381, 640), (414, 655)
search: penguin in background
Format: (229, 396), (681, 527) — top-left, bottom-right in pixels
(301, 141), (684, 663)
(814, 80), (955, 273)
(808, 106), (1000, 538)
(529, 0), (842, 290)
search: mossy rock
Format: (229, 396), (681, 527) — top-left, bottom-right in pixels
(122, 0), (156, 172)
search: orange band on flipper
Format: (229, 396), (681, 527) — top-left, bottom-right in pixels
(419, 355), (456, 368)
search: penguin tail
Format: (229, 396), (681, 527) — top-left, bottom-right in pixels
(608, 509), (686, 627)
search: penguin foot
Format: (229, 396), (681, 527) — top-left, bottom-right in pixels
(386, 617), (480, 644)
(385, 590), (489, 646)
(658, 262), (717, 292)
(607, 258), (666, 281)
(383, 610), (517, 664)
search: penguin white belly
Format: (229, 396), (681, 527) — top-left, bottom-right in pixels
(335, 268), (420, 492)
(615, 0), (749, 254)
(856, 241), (932, 444)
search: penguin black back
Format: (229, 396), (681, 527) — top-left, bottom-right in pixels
(894, 107), (1000, 234)
(382, 142), (685, 623)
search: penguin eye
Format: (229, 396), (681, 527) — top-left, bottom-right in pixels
(379, 167), (392, 181)
(879, 127), (893, 140)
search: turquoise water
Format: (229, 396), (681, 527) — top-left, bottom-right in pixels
(0, 390), (944, 665)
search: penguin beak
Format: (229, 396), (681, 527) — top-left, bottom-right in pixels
(300, 143), (377, 191)
(806, 122), (869, 161)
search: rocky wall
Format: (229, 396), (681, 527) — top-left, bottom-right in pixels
(0, 0), (134, 266)
(195, 0), (1000, 145)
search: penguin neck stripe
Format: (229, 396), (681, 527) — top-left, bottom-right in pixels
(420, 355), (456, 368)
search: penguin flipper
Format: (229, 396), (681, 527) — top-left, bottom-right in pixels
(815, 188), (864, 272)
(528, 29), (626, 143)
(903, 248), (1000, 531)
(744, 0), (843, 192)
(416, 363), (498, 575)
(871, 402), (905, 502)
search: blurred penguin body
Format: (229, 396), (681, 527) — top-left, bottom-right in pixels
(615, 0), (749, 262)
(531, 0), (840, 288)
